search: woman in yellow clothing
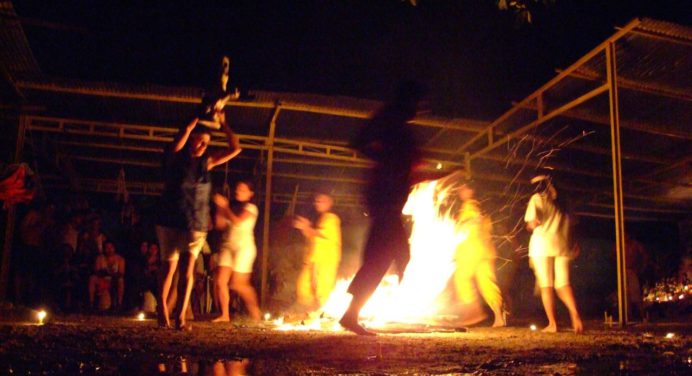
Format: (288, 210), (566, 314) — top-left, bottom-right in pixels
(293, 193), (342, 309)
(454, 182), (505, 327)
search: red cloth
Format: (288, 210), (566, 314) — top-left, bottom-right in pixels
(0, 164), (35, 206)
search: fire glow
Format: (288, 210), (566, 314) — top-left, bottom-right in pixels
(276, 178), (466, 331)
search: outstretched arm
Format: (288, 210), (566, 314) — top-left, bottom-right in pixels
(172, 117), (199, 153)
(212, 194), (255, 225)
(293, 214), (339, 241)
(208, 112), (242, 170)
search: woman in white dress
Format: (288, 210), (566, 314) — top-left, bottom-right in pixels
(211, 180), (261, 322)
(525, 175), (583, 333)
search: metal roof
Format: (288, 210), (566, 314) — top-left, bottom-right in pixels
(0, 17), (689, 221)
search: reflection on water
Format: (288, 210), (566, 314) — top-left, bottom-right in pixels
(4, 352), (692, 375)
(575, 355), (692, 375)
(153, 357), (251, 375)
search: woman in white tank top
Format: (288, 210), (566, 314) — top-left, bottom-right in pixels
(211, 180), (260, 322)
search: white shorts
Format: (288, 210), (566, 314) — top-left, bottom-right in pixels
(531, 256), (571, 289)
(156, 225), (207, 262)
(217, 245), (256, 274)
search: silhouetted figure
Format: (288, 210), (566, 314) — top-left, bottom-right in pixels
(624, 233), (648, 320)
(340, 81), (424, 335)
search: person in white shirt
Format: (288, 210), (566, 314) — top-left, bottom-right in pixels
(211, 180), (260, 322)
(524, 175), (583, 333)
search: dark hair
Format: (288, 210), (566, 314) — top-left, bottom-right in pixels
(190, 126), (212, 137)
(230, 179), (255, 216)
(536, 177), (570, 215)
(236, 179), (255, 192)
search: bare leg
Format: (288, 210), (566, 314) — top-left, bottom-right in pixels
(166, 271), (178, 316)
(157, 260), (178, 328)
(476, 259), (505, 327)
(230, 271), (260, 320)
(556, 285), (583, 333)
(540, 287), (558, 333)
(340, 293), (375, 336)
(174, 252), (197, 329)
(212, 266), (232, 322)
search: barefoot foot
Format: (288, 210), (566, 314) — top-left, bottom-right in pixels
(339, 316), (376, 336)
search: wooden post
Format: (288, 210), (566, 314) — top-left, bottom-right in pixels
(606, 42), (628, 327)
(260, 104), (281, 308)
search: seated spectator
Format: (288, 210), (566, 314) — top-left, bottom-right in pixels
(84, 215), (107, 255)
(61, 211), (84, 253)
(54, 243), (77, 311)
(624, 233), (648, 321)
(143, 242), (160, 294)
(88, 240), (126, 311)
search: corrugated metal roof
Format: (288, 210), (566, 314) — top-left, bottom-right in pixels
(5, 17), (690, 220)
(0, 0), (40, 75)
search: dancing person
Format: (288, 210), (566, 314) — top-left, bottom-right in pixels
(156, 110), (241, 330)
(294, 192), (342, 310)
(211, 180), (261, 322)
(454, 181), (505, 327)
(339, 81), (425, 335)
(524, 175), (583, 333)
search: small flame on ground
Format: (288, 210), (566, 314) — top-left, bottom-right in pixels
(36, 310), (47, 324)
(136, 312), (146, 321)
(665, 332), (675, 339)
(264, 312), (272, 321)
(530, 324), (537, 331)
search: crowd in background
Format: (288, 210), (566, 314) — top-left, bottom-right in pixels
(10, 197), (222, 316)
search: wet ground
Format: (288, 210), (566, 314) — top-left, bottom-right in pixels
(1, 315), (691, 375)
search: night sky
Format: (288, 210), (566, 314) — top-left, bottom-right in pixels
(13, 0), (691, 118)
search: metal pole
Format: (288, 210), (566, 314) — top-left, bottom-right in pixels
(1, 114), (27, 300)
(606, 42), (628, 326)
(260, 104), (281, 308)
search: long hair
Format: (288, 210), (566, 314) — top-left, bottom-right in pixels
(230, 179), (255, 216)
(535, 177), (570, 215)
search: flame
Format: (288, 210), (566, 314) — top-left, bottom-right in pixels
(277, 178), (465, 331)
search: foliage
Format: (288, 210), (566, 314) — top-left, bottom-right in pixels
(404, 0), (556, 25)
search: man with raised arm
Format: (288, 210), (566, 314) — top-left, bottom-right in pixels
(156, 109), (241, 330)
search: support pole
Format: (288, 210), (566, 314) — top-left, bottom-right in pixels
(464, 152), (471, 179)
(260, 104), (281, 308)
(1, 115), (27, 300)
(606, 42), (628, 326)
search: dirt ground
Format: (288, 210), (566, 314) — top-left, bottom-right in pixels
(1, 314), (691, 375)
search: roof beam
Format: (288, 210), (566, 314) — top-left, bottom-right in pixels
(16, 78), (482, 132)
(520, 99), (692, 140)
(566, 67), (692, 103)
(617, 27), (692, 48)
(26, 115), (457, 169)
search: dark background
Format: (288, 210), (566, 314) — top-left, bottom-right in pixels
(13, 0), (692, 118)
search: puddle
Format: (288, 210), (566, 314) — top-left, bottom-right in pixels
(573, 355), (692, 375)
(4, 356), (261, 375)
(4, 353), (692, 375)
